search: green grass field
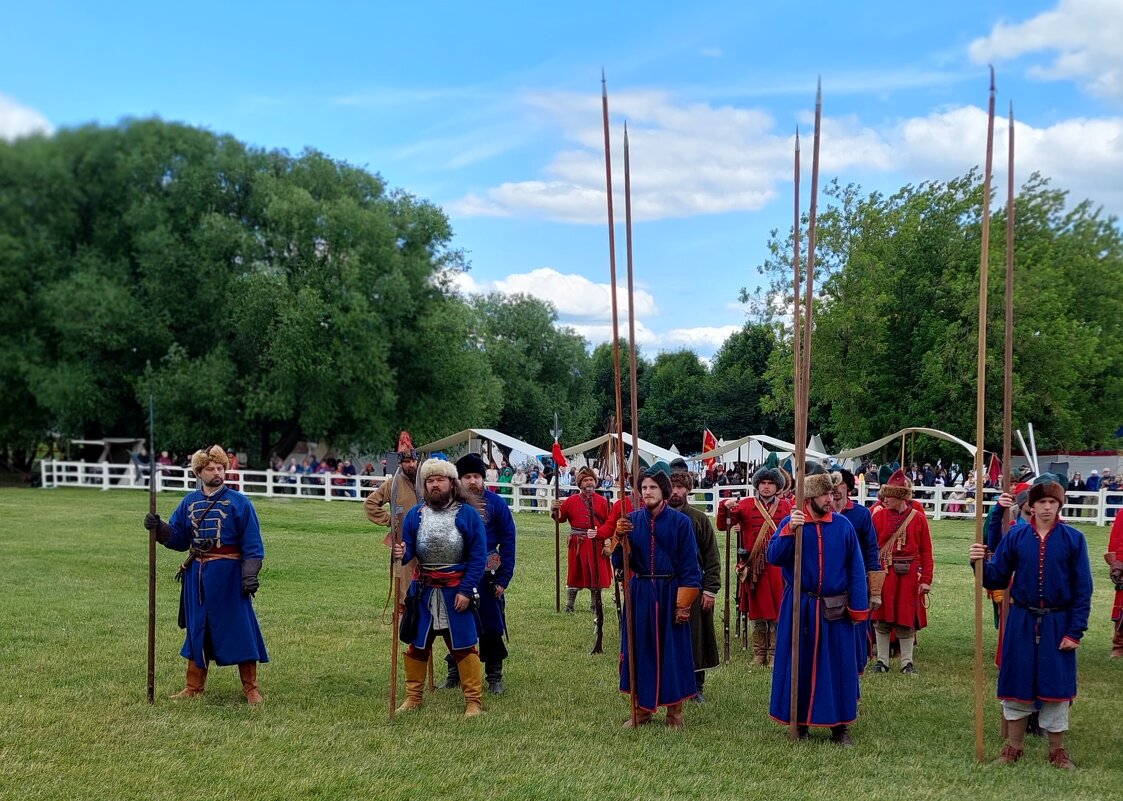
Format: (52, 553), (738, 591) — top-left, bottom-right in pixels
(1, 488), (1120, 801)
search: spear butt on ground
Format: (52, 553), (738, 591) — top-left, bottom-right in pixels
(146, 395), (157, 705)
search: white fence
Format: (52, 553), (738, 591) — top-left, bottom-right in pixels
(38, 460), (1123, 526)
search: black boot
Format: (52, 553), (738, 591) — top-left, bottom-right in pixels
(565, 588), (577, 613)
(485, 660), (504, 695)
(441, 652), (461, 689)
(691, 670), (705, 703)
(831, 725), (854, 747)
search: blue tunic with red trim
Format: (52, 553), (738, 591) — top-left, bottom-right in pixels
(478, 489), (517, 641)
(165, 486), (269, 668)
(615, 503), (702, 711)
(981, 520), (1093, 703)
(767, 508), (869, 727)
(841, 500), (878, 676)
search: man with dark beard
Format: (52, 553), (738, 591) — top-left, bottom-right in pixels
(392, 458), (488, 716)
(435, 453), (516, 694)
(668, 470), (720, 701)
(143, 445), (268, 704)
(365, 431), (420, 601)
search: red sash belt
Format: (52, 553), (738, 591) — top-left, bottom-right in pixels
(420, 567), (465, 587)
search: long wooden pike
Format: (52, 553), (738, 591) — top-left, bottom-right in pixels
(789, 79), (822, 742)
(389, 498), (403, 718)
(147, 395), (157, 704)
(788, 125), (802, 738)
(998, 99), (1016, 742)
(973, 65), (997, 763)
(621, 121), (641, 728)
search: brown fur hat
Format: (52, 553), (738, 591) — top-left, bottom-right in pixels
(804, 472), (835, 499)
(576, 466), (598, 486)
(191, 445), (230, 475)
(670, 471), (693, 491)
(1028, 479), (1065, 507)
(880, 468), (913, 501)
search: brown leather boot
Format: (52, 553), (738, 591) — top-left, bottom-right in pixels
(1049, 747), (1076, 770)
(458, 652), (485, 717)
(665, 702), (684, 729)
(239, 662), (263, 705)
(622, 709), (653, 728)
(396, 655), (428, 713)
(765, 623), (777, 667)
(751, 626), (767, 666)
(1111, 627), (1123, 659)
(169, 660), (207, 699)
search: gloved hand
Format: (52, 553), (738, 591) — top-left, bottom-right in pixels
(143, 512), (161, 530)
(241, 558), (262, 596)
(615, 517), (633, 536)
(143, 512), (171, 544)
(1111, 560), (1123, 587)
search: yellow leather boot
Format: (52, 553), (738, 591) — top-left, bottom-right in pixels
(239, 662), (263, 705)
(396, 655), (428, 713)
(169, 660), (207, 700)
(458, 652), (485, 717)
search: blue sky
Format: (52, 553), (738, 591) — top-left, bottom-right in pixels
(2, 0), (1120, 358)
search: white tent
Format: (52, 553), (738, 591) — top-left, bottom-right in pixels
(415, 429), (550, 465)
(562, 433), (680, 467)
(696, 434), (832, 463)
(832, 427), (976, 460)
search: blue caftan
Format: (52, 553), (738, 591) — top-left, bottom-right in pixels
(615, 504), (702, 711)
(165, 487), (269, 668)
(767, 509), (869, 727)
(401, 502), (488, 650)
(981, 521), (1093, 703)
(840, 500), (879, 677)
(477, 489), (517, 660)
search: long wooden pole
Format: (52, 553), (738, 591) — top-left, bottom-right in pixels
(998, 100), (1016, 741)
(147, 396), (157, 704)
(973, 66), (997, 763)
(622, 122), (641, 728)
(554, 466), (561, 612)
(389, 471), (402, 719)
(788, 127), (803, 738)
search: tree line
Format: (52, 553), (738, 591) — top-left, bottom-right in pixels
(1, 121), (1119, 471)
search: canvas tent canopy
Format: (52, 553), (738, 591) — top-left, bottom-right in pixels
(696, 434), (831, 463)
(414, 429), (550, 465)
(832, 427), (977, 461)
(562, 433), (680, 468)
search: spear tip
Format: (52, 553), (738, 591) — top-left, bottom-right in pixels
(795, 126), (800, 148)
(989, 64), (995, 91)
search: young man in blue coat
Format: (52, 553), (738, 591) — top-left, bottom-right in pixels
(392, 458), (488, 717)
(969, 478), (1093, 769)
(143, 445), (268, 704)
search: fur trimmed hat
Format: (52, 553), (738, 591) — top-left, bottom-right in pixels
(455, 452), (488, 479)
(576, 466), (598, 486)
(670, 457), (690, 473)
(752, 466), (785, 492)
(191, 445), (230, 475)
(1013, 480), (1034, 508)
(880, 468), (913, 501)
(804, 472), (834, 498)
(419, 457), (458, 483)
(643, 460), (673, 499)
(670, 470), (693, 490)
(396, 430), (419, 460)
(1028, 479), (1065, 507)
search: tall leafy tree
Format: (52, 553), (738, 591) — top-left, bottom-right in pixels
(643, 350), (709, 449)
(707, 322), (780, 440)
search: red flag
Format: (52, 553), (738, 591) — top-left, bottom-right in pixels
(702, 429), (717, 470)
(552, 441), (568, 469)
(987, 453), (1001, 487)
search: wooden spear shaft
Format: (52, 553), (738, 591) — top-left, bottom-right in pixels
(788, 126), (803, 739)
(998, 100), (1016, 742)
(973, 66), (997, 763)
(622, 123), (641, 728)
(389, 471), (402, 719)
(147, 396), (156, 704)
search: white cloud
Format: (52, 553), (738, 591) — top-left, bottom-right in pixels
(0, 94), (52, 141)
(662, 325), (741, 350)
(968, 0), (1123, 102)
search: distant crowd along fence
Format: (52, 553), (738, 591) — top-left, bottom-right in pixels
(39, 460), (1123, 527)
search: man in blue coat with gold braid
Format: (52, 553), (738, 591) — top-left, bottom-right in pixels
(970, 477), (1093, 770)
(611, 461), (702, 728)
(144, 445), (268, 704)
(392, 457), (488, 717)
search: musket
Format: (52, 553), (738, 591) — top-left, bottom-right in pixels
(998, 101), (1016, 741)
(972, 66), (997, 763)
(552, 413), (563, 613)
(621, 119), (641, 728)
(602, 72), (637, 726)
(146, 395), (157, 704)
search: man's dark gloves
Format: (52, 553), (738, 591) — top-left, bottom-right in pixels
(143, 512), (171, 544)
(242, 558), (263, 596)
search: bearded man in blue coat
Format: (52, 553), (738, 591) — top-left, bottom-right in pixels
(143, 445), (268, 704)
(768, 470), (869, 745)
(970, 478), (1093, 770)
(392, 458), (488, 717)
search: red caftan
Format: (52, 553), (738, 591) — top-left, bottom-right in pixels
(871, 502), (934, 630)
(554, 491), (612, 588)
(1107, 512), (1123, 621)
(716, 495), (791, 622)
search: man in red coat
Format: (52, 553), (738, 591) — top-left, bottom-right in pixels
(716, 465), (791, 666)
(870, 469), (933, 674)
(1106, 510), (1123, 658)
(552, 467), (611, 613)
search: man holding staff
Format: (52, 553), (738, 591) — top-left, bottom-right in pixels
(969, 478), (1092, 768)
(143, 445), (268, 704)
(551, 467), (611, 614)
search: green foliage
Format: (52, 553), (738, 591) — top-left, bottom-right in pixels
(0, 120), (495, 463)
(2, 488), (1121, 800)
(587, 338), (651, 436)
(643, 350), (708, 448)
(708, 322), (782, 440)
(748, 173), (1123, 452)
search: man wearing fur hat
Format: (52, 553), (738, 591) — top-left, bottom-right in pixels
(552, 467), (611, 614)
(969, 478), (1092, 768)
(143, 445), (268, 704)
(611, 461), (702, 727)
(668, 469), (721, 700)
(391, 458), (488, 716)
(716, 464), (791, 666)
(768, 468), (869, 745)
(438, 453), (517, 694)
(364, 432), (420, 601)
(870, 469), (933, 674)
(830, 469), (882, 674)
